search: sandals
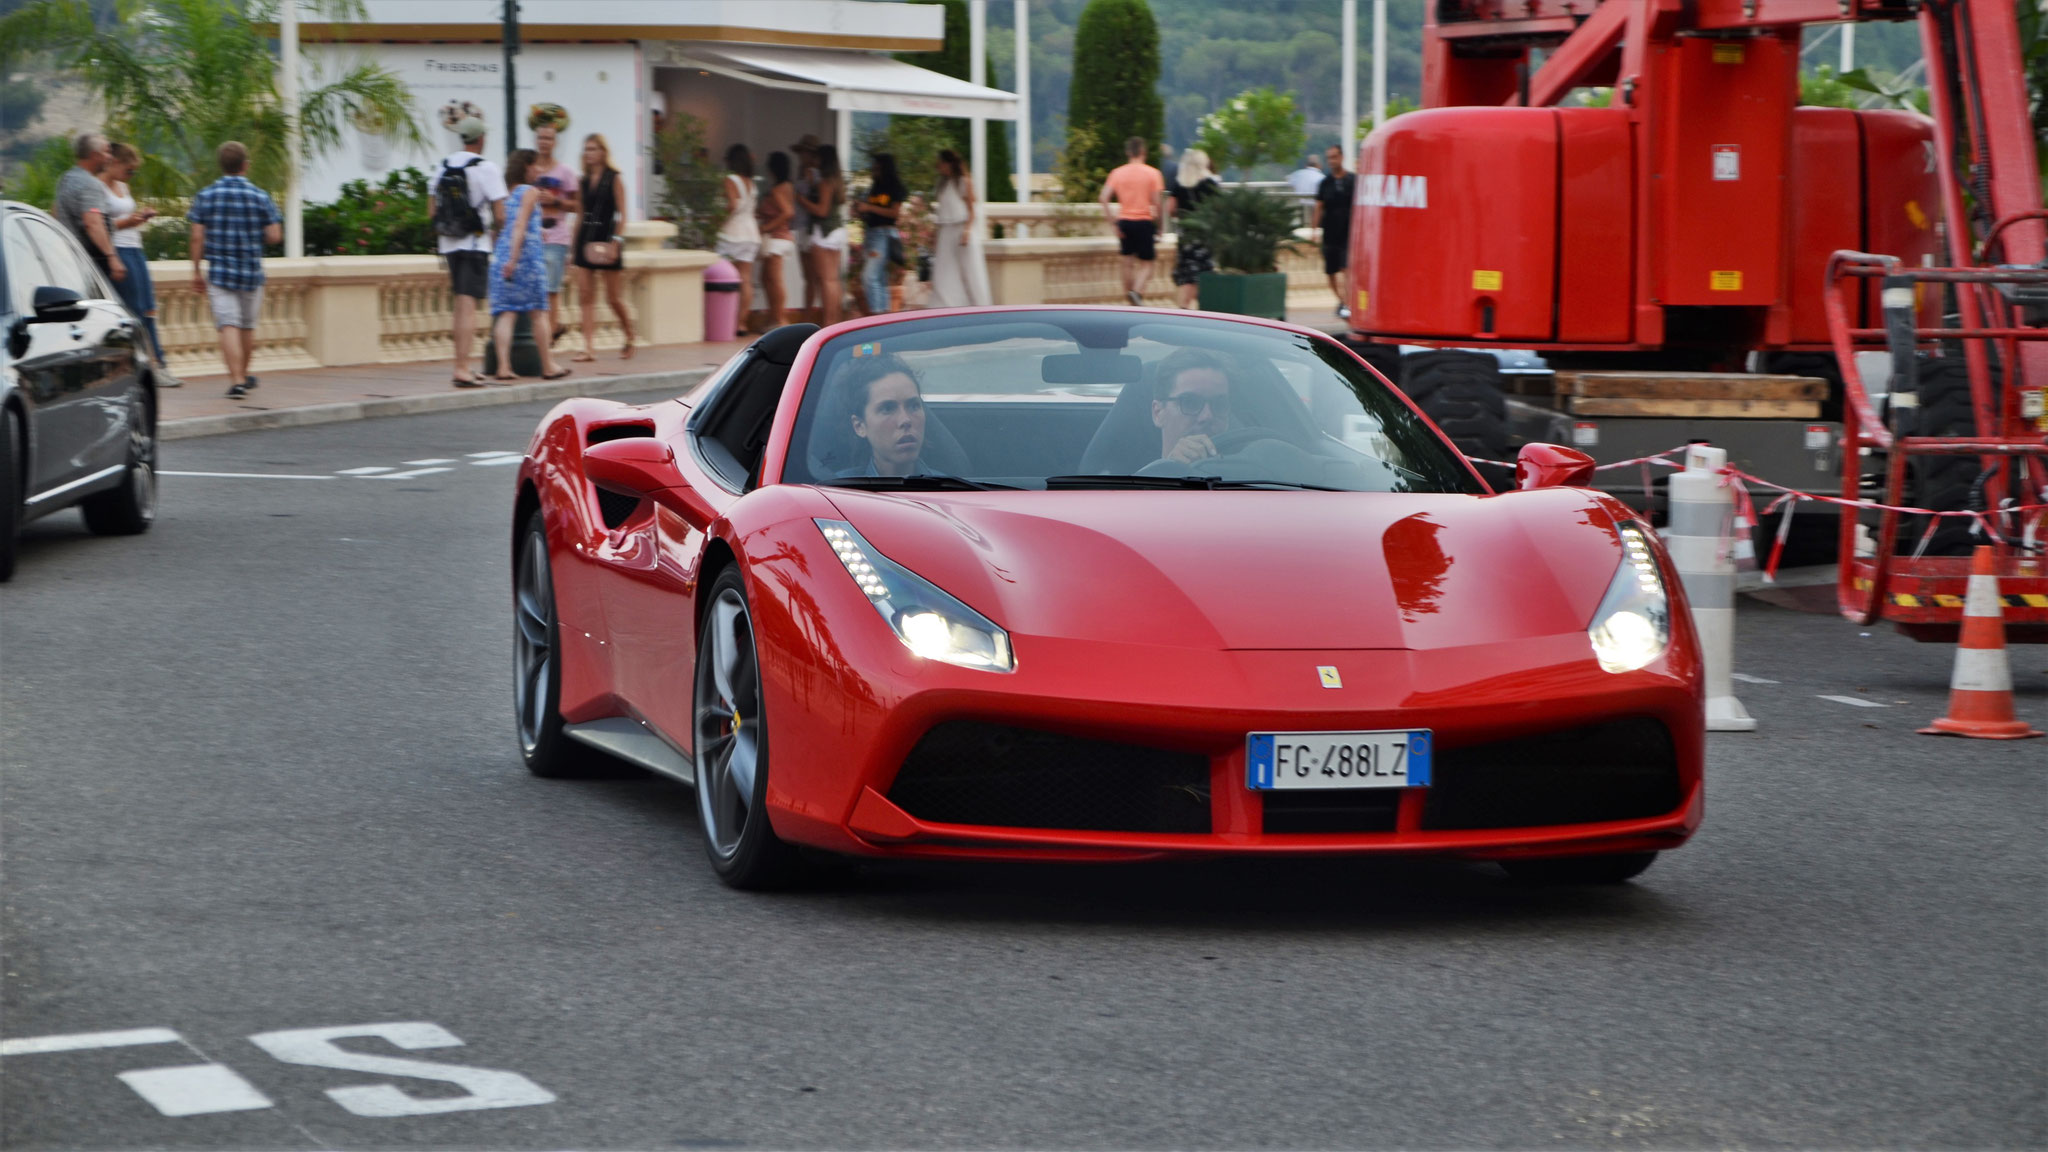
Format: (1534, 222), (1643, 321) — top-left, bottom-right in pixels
(619, 339), (635, 360)
(542, 367), (573, 380)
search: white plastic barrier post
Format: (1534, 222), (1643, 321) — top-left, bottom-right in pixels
(1665, 445), (1757, 731)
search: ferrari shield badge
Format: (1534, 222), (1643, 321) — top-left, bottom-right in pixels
(1317, 666), (1343, 689)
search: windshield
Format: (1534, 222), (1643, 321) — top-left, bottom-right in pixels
(784, 312), (1480, 494)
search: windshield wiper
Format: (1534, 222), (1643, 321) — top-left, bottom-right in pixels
(825, 474), (1019, 492)
(1044, 475), (1349, 492)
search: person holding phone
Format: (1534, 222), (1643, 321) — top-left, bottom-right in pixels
(101, 141), (164, 368)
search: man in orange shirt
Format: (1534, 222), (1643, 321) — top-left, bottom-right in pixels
(1098, 136), (1165, 306)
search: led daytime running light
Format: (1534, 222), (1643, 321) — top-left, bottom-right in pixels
(816, 519), (1015, 673)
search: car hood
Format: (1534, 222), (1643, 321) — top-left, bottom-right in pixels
(820, 488), (1630, 651)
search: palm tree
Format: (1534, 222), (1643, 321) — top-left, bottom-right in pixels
(0, 0), (424, 201)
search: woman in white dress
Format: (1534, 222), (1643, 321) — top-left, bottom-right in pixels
(927, 149), (990, 308)
(715, 144), (760, 334)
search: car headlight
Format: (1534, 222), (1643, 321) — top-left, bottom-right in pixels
(816, 519), (1014, 672)
(1588, 523), (1671, 673)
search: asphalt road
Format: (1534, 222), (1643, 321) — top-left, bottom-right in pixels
(3, 395), (2044, 1150)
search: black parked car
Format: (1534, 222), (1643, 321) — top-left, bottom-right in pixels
(0, 200), (159, 581)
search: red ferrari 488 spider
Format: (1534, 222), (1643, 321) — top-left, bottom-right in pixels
(511, 309), (1703, 888)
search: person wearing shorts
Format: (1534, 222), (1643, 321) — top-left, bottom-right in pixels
(1098, 136), (1164, 306)
(435, 117), (508, 386)
(187, 141), (281, 398)
(531, 123), (579, 344)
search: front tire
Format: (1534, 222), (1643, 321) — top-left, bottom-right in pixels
(1499, 851), (1658, 885)
(81, 391), (155, 536)
(694, 566), (802, 889)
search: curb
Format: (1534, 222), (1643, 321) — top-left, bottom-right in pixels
(160, 368), (713, 441)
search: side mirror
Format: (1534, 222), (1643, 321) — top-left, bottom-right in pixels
(1515, 442), (1596, 490)
(583, 437), (715, 523)
(31, 285), (87, 324)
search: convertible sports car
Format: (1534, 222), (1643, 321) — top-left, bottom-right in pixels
(512, 308), (1703, 888)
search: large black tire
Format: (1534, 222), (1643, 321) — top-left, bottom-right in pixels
(1903, 358), (1981, 556)
(1500, 851), (1658, 885)
(0, 407), (19, 582)
(513, 509), (606, 778)
(1401, 350), (1511, 484)
(694, 565), (804, 889)
(80, 390), (156, 536)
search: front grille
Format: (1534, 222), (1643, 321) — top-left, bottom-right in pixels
(888, 722), (1211, 833)
(1263, 789), (1400, 834)
(1421, 717), (1681, 830)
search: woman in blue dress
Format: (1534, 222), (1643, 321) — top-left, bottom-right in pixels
(490, 149), (570, 380)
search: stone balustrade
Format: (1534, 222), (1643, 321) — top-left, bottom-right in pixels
(983, 233), (1335, 310)
(148, 236), (713, 380)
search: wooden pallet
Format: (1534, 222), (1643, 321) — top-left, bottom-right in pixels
(1558, 371), (1826, 419)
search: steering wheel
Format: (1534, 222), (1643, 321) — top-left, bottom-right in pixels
(1207, 426), (1296, 456)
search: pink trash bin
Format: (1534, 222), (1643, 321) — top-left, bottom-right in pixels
(704, 259), (742, 343)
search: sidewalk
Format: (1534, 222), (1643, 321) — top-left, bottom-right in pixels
(161, 339), (748, 441)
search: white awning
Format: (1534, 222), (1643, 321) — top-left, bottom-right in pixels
(669, 45), (1018, 120)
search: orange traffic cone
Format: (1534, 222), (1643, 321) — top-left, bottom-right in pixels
(1921, 546), (2044, 739)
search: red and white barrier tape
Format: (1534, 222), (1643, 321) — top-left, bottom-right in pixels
(1464, 445), (2045, 582)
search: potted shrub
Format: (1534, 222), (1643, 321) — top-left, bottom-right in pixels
(1177, 186), (1301, 319)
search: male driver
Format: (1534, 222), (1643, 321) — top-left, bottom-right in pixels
(1098, 136), (1164, 306)
(188, 141), (281, 398)
(54, 132), (123, 284)
(434, 116), (507, 387)
(530, 123), (578, 342)
(1313, 144), (1357, 319)
(1151, 347), (1237, 464)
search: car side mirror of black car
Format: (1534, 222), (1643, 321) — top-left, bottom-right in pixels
(1515, 442), (1597, 489)
(584, 437), (713, 523)
(31, 285), (88, 324)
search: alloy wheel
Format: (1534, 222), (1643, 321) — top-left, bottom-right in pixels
(513, 528), (554, 755)
(695, 586), (761, 860)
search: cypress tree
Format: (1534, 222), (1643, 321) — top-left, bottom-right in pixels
(898, 0), (1016, 201)
(1067, 0), (1164, 179)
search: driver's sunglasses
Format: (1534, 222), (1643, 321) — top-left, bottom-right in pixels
(1168, 391), (1231, 418)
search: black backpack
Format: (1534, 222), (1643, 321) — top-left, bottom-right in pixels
(431, 156), (485, 238)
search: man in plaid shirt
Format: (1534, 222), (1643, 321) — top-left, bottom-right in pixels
(189, 141), (281, 398)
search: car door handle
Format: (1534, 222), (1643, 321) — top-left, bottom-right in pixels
(68, 325), (85, 341)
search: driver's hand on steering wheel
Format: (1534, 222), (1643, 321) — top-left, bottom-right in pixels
(1167, 434), (1217, 464)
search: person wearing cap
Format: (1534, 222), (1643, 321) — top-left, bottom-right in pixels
(435, 116), (508, 387)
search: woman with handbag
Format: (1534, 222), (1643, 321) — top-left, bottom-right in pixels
(489, 149), (570, 381)
(756, 151), (797, 330)
(859, 152), (906, 316)
(571, 133), (635, 361)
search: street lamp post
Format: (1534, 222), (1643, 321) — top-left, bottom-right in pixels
(503, 0), (520, 151)
(281, 0), (302, 257)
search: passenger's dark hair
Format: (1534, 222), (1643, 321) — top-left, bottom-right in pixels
(1151, 347), (1234, 402)
(724, 143), (754, 178)
(815, 144), (841, 180)
(839, 352), (920, 422)
(503, 147), (537, 187)
(766, 150), (791, 185)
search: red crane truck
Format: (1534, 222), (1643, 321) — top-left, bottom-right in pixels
(1347, 0), (2045, 641)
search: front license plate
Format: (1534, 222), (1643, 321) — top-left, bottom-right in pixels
(1247, 730), (1431, 790)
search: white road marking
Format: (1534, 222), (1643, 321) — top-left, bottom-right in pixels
(336, 466), (394, 475)
(1731, 673), (1780, 684)
(160, 471), (335, 480)
(359, 467), (453, 480)
(117, 1064), (275, 1117)
(249, 1022), (555, 1116)
(467, 451), (521, 459)
(0, 1028), (180, 1056)
(1818, 694), (1888, 708)
(470, 456), (523, 466)
(402, 458), (456, 466)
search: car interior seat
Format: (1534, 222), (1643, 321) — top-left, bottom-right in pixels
(1075, 361), (1161, 474)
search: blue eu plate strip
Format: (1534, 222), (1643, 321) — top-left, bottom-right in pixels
(1247, 734), (1275, 789)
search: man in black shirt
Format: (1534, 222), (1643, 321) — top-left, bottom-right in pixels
(1313, 145), (1357, 320)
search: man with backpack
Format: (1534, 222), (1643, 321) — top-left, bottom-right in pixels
(432, 116), (507, 387)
